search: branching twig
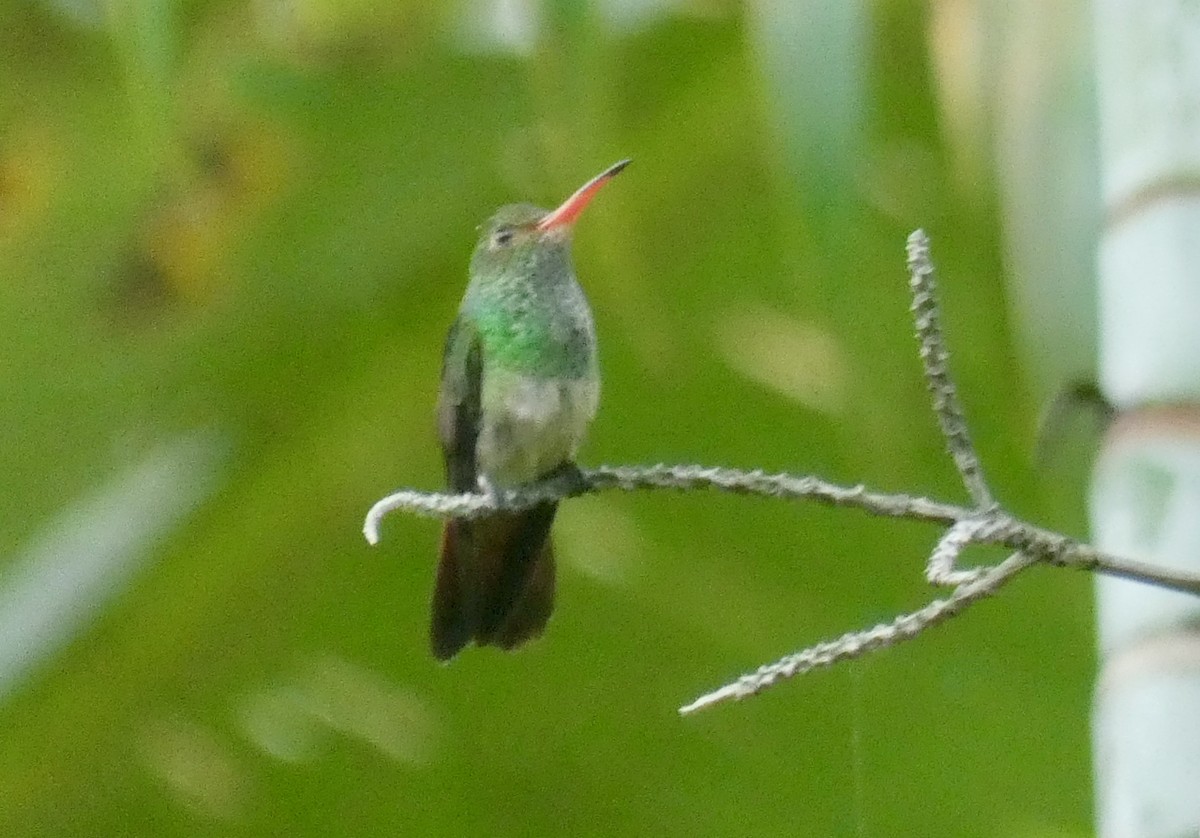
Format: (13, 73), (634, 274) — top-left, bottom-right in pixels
(363, 465), (966, 542)
(364, 465), (1200, 597)
(362, 229), (1199, 714)
(907, 231), (995, 509)
(677, 550), (1040, 714)
(926, 519), (991, 587)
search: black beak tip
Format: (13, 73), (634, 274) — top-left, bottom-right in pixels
(605, 158), (632, 178)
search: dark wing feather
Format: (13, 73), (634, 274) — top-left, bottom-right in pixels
(431, 316), (483, 660)
(436, 315), (483, 492)
(430, 522), (470, 660)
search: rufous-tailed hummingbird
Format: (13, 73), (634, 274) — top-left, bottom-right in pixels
(432, 159), (629, 660)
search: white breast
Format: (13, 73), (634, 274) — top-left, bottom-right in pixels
(476, 373), (600, 485)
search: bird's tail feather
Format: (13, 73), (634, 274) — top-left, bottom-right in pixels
(430, 502), (557, 661)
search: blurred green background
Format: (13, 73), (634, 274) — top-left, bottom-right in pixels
(0, 0), (1099, 835)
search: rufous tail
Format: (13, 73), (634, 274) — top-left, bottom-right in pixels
(429, 502), (557, 661)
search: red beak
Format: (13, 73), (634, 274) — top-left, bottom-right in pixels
(535, 159), (631, 233)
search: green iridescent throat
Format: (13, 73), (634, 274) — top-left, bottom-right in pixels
(463, 209), (596, 380)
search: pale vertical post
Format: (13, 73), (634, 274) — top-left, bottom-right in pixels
(1093, 2), (1200, 836)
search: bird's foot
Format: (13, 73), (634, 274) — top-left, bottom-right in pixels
(544, 462), (588, 496)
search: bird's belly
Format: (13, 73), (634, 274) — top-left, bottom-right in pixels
(476, 372), (599, 486)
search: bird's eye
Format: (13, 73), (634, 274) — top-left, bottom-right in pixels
(490, 227), (516, 249)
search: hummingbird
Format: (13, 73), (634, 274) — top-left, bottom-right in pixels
(431, 159), (630, 660)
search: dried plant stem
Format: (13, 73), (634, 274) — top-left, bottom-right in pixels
(364, 465), (1200, 599)
(362, 229), (1199, 714)
(907, 231), (995, 509)
(678, 551), (1039, 714)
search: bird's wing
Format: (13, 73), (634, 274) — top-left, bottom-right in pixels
(437, 314), (483, 493)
